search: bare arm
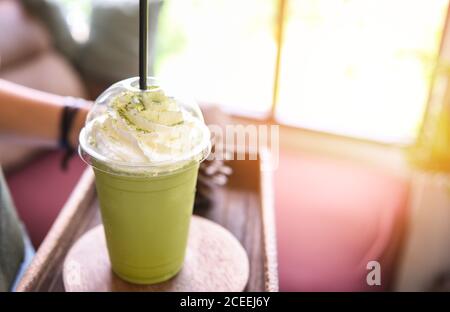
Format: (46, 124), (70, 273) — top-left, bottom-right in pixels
(0, 79), (90, 148)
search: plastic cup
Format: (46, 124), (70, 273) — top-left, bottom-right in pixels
(79, 77), (210, 284)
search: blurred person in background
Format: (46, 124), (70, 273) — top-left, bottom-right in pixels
(0, 79), (90, 292)
(0, 0), (161, 291)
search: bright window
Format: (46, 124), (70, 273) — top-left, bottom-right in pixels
(155, 0), (277, 116)
(276, 0), (448, 143)
(156, 0), (449, 144)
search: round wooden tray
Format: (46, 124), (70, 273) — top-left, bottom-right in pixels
(63, 216), (249, 292)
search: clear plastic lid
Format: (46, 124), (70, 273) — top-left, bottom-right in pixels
(79, 77), (211, 176)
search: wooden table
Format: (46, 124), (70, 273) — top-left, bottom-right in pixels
(16, 150), (278, 292)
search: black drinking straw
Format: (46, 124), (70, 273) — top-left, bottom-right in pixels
(139, 0), (148, 90)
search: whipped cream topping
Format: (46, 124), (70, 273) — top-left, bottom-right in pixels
(82, 87), (210, 172)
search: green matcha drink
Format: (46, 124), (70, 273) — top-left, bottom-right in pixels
(79, 77), (210, 284)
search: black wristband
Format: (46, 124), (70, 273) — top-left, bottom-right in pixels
(59, 98), (81, 170)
